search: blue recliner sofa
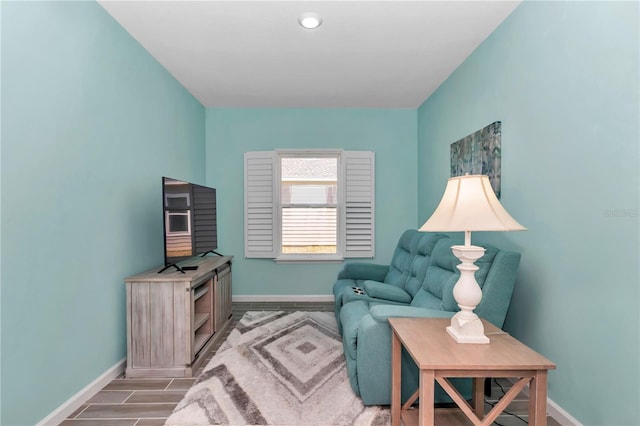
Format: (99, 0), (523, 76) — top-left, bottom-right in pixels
(332, 229), (521, 406)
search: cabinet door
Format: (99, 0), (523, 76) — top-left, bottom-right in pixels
(214, 264), (232, 331)
(129, 281), (178, 368)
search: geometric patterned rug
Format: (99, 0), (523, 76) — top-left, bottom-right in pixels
(165, 311), (391, 425)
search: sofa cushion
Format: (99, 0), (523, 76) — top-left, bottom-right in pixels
(423, 238), (500, 311)
(382, 230), (422, 287)
(409, 288), (447, 310)
(362, 280), (412, 304)
(472, 245), (499, 287)
(403, 233), (447, 297)
(417, 265), (456, 310)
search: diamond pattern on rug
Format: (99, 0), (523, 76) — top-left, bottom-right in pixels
(195, 364), (267, 425)
(250, 317), (343, 402)
(165, 311), (391, 426)
(296, 341), (316, 354)
(235, 311), (288, 334)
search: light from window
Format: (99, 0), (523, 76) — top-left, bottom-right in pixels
(280, 157), (338, 254)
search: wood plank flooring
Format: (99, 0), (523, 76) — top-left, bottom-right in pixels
(62, 301), (560, 426)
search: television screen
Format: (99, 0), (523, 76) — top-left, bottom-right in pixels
(161, 177), (218, 271)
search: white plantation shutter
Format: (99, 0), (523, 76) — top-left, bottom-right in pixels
(244, 150), (374, 259)
(342, 151), (375, 258)
(244, 151), (277, 258)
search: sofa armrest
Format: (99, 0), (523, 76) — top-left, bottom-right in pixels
(337, 262), (389, 281)
(356, 310), (471, 405)
(354, 306), (454, 404)
(368, 305), (455, 323)
(342, 288), (373, 305)
(362, 281), (412, 303)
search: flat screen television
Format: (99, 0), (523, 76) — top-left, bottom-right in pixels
(159, 177), (220, 273)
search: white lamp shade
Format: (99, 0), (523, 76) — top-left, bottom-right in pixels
(419, 175), (526, 232)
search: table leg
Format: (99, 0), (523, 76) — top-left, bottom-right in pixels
(391, 330), (401, 426)
(473, 377), (485, 418)
(529, 370), (548, 426)
(419, 369), (435, 426)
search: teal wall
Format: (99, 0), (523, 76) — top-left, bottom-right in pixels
(417, 2), (639, 425)
(2, 1), (638, 424)
(1, 2), (205, 424)
(205, 108), (418, 296)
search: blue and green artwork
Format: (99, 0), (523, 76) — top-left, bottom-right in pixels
(450, 121), (502, 198)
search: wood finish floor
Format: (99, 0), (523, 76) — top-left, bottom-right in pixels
(62, 301), (560, 426)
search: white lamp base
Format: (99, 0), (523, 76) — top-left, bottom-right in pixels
(446, 313), (490, 344)
(447, 242), (490, 344)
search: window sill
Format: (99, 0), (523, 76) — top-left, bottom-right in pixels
(274, 255), (344, 264)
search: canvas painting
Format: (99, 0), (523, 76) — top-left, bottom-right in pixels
(450, 121), (502, 198)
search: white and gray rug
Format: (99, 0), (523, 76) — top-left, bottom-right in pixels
(165, 311), (391, 426)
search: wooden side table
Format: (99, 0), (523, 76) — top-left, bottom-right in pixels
(390, 317), (556, 426)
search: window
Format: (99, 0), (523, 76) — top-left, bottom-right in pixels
(281, 155), (338, 255)
(165, 211), (191, 235)
(244, 150), (375, 261)
(164, 192), (191, 209)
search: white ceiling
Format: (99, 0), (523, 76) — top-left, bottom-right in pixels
(97, 1), (521, 109)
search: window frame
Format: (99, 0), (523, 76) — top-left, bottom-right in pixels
(276, 150), (343, 263)
(165, 211), (191, 236)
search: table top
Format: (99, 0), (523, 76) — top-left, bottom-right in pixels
(126, 255), (233, 282)
(389, 317), (556, 371)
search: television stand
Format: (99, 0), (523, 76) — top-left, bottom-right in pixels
(201, 250), (223, 257)
(157, 263), (186, 274)
(126, 256), (234, 378)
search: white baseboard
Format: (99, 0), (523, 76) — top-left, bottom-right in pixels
(506, 378), (583, 426)
(38, 357), (126, 426)
(232, 294), (334, 303)
(547, 398), (583, 426)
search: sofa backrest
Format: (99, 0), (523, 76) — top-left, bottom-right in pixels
(383, 230), (422, 287)
(403, 233), (448, 298)
(475, 249), (521, 328)
(410, 237), (521, 328)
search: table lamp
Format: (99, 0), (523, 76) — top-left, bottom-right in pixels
(419, 174), (526, 343)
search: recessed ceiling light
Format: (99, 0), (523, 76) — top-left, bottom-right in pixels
(298, 12), (322, 30)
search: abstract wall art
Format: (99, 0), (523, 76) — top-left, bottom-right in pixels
(450, 121), (502, 198)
